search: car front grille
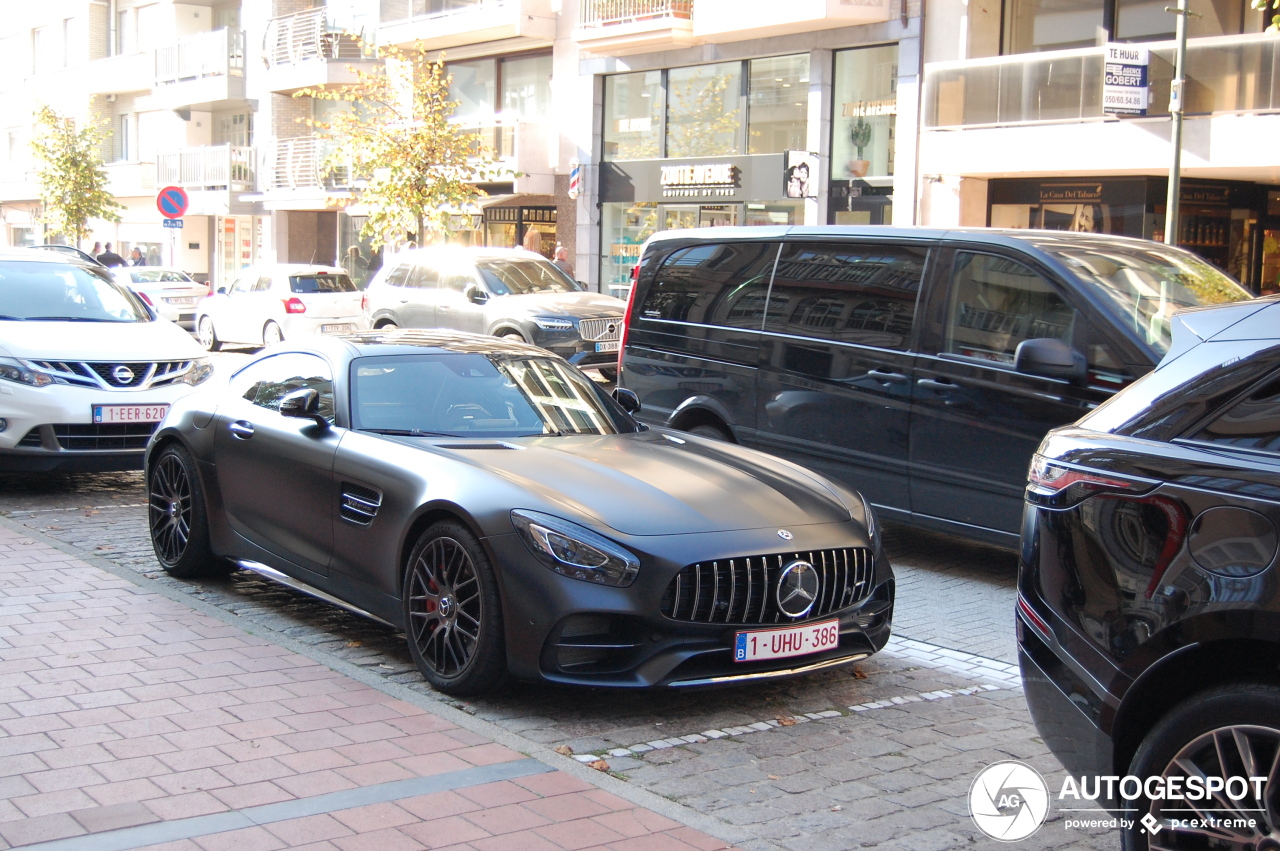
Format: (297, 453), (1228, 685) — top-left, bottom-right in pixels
(577, 318), (622, 342)
(20, 423), (159, 451)
(661, 547), (873, 626)
(27, 360), (195, 390)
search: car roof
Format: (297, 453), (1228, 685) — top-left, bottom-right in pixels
(240, 264), (346, 275)
(291, 329), (548, 360)
(385, 247), (548, 264)
(0, 248), (102, 267)
(643, 225), (1168, 253)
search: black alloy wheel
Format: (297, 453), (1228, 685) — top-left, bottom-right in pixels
(147, 444), (229, 579)
(1124, 684), (1280, 851)
(403, 521), (506, 695)
(688, 422), (732, 442)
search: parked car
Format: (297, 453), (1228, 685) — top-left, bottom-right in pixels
(363, 247), (627, 377)
(145, 329), (892, 695)
(0, 250), (214, 472)
(196, 264), (366, 350)
(619, 226), (1254, 548)
(113, 267), (208, 330)
(1018, 297), (1280, 848)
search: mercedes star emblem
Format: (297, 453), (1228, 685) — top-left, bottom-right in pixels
(776, 560), (819, 618)
(112, 365), (135, 385)
(778, 529), (793, 540)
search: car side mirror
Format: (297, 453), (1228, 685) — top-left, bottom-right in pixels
(216, 286), (227, 295)
(1015, 338), (1086, 382)
(279, 388), (328, 427)
(612, 387), (641, 415)
(464, 283), (488, 305)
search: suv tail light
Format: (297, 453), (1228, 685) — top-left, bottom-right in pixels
(361, 292), (368, 312)
(1027, 456), (1144, 507)
(284, 297), (307, 314)
(618, 267), (640, 378)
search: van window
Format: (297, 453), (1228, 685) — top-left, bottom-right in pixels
(1187, 373), (1280, 457)
(640, 242), (778, 329)
(945, 252), (1076, 365)
(764, 243), (927, 350)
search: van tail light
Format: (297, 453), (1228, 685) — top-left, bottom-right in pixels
(361, 293), (368, 312)
(1017, 594), (1052, 643)
(284, 297), (307, 314)
(618, 270), (639, 378)
(1026, 456), (1142, 508)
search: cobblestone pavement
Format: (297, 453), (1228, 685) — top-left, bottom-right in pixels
(0, 463), (1114, 849)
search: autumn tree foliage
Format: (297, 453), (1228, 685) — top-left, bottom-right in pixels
(299, 43), (510, 249)
(29, 106), (122, 248)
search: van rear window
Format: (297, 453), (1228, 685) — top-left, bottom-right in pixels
(640, 243), (779, 328)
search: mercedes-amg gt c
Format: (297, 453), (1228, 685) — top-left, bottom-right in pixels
(146, 330), (893, 694)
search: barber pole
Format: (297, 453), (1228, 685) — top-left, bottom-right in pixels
(568, 158), (581, 200)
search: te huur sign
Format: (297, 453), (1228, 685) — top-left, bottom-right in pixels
(1103, 44), (1150, 117)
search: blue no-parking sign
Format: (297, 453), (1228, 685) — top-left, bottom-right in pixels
(156, 186), (189, 219)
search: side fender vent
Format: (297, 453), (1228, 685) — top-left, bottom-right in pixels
(340, 482), (382, 526)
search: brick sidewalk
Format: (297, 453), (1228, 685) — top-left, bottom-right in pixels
(0, 523), (737, 851)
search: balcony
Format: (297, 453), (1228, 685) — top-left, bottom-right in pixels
(452, 115), (554, 193)
(378, 0), (555, 59)
(693, 0), (893, 42)
(924, 33), (1280, 129)
(105, 161), (157, 197)
(85, 51), (154, 96)
(575, 0), (697, 56)
(156, 145), (257, 215)
(263, 8), (378, 94)
(153, 29), (248, 111)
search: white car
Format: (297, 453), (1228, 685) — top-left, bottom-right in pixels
(196, 264), (366, 350)
(113, 267), (209, 330)
(0, 250), (214, 472)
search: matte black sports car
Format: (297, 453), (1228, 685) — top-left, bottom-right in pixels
(146, 330), (892, 695)
(1018, 298), (1280, 849)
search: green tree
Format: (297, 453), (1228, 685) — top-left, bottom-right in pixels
(298, 42), (510, 249)
(29, 105), (122, 248)
(1253, 0), (1279, 30)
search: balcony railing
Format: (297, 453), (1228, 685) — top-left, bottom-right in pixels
(379, 0), (486, 24)
(267, 137), (352, 191)
(156, 146), (256, 192)
(264, 8), (366, 67)
(924, 33), (1280, 129)
(580, 0), (693, 27)
(155, 29), (246, 86)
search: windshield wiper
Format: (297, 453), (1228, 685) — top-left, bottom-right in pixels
(0, 315), (25, 321)
(24, 316), (117, 322)
(360, 428), (457, 437)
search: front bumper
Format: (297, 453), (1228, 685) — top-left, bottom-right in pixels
(489, 521), (894, 688)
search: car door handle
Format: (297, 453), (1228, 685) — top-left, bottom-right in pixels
(866, 369), (908, 384)
(917, 378), (958, 390)
(228, 421), (254, 439)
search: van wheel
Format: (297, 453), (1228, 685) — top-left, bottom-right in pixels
(1121, 682), (1280, 851)
(597, 368), (618, 382)
(688, 423), (732, 442)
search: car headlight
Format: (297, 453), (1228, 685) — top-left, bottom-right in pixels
(531, 317), (574, 331)
(860, 494), (881, 551)
(511, 510), (640, 587)
(180, 358), (214, 386)
(0, 357), (54, 387)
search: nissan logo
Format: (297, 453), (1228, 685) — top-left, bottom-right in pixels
(776, 560), (819, 618)
(111, 365), (135, 385)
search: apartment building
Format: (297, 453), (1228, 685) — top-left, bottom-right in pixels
(918, 0), (1280, 291)
(1, 0), (927, 291)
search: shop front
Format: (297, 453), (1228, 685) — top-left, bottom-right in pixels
(599, 155), (802, 291)
(989, 176), (1274, 292)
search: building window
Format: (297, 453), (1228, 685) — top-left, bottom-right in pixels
(666, 62), (742, 159)
(33, 27), (53, 75)
(747, 55), (809, 155)
(603, 72), (663, 160)
(214, 112), (253, 147)
(447, 54), (551, 122)
(1004, 0), (1104, 52)
(116, 113), (133, 162)
(115, 9), (134, 55)
(830, 45), (898, 181)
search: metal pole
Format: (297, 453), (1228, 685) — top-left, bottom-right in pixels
(1163, 0), (1190, 246)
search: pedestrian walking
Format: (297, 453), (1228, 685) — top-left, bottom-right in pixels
(97, 242), (126, 267)
(129, 248), (146, 266)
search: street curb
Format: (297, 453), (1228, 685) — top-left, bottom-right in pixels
(0, 514), (772, 851)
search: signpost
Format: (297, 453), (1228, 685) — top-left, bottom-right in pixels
(157, 186), (189, 266)
(1103, 44), (1150, 117)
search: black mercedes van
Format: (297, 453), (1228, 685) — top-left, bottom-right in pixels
(617, 226), (1253, 548)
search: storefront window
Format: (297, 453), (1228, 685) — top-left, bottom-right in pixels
(747, 55), (809, 155)
(603, 72), (663, 160)
(601, 202), (657, 291)
(831, 45), (898, 181)
(666, 62), (742, 159)
(1004, 0), (1103, 53)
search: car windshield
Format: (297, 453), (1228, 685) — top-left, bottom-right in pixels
(0, 261), (152, 322)
(350, 353), (634, 437)
(1044, 242), (1252, 355)
(128, 270), (195, 284)
(291, 273), (356, 293)
(476, 258), (582, 296)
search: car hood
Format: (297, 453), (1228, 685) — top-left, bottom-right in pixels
(0, 319), (206, 360)
(431, 431), (854, 536)
(496, 291), (626, 319)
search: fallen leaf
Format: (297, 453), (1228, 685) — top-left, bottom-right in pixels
(84, 510), (100, 516)
(767, 775), (781, 780)
(345, 640), (362, 648)
(749, 789), (756, 793)
(831, 805), (843, 812)
(553, 745), (573, 756)
(776, 716), (797, 726)
(853, 668), (868, 679)
(95, 545), (113, 551)
(587, 759), (609, 772)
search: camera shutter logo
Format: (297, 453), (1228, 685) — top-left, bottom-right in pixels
(969, 761), (1050, 841)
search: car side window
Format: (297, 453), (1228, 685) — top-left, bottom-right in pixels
(639, 242), (779, 329)
(1187, 373), (1280, 457)
(763, 242), (927, 350)
(441, 272), (472, 293)
(945, 252), (1077, 365)
(230, 353), (336, 424)
(228, 276), (253, 295)
(253, 276), (273, 292)
(408, 263), (439, 290)
(386, 263), (412, 287)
